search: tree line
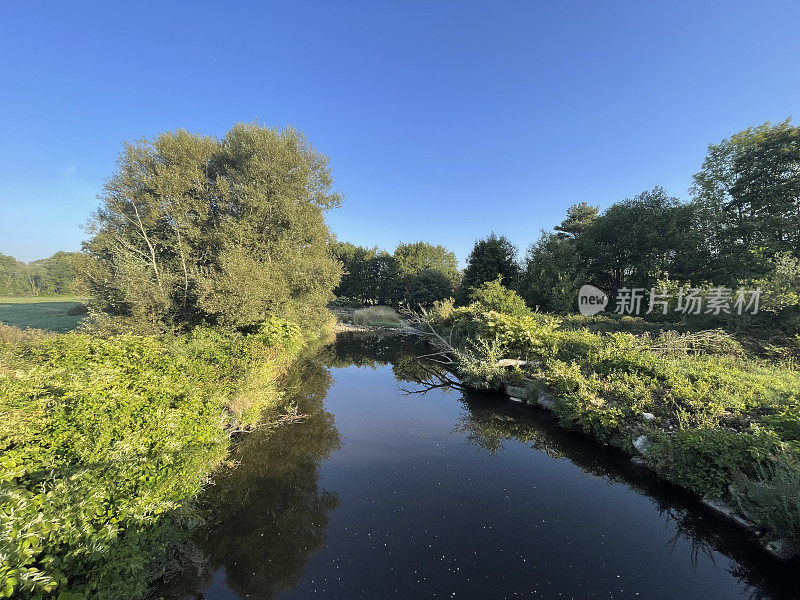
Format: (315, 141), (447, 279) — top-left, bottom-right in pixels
(0, 251), (80, 296)
(335, 120), (800, 328)
(3, 119), (797, 332)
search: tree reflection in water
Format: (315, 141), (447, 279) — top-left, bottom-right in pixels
(162, 357), (341, 600)
(162, 333), (796, 600)
(451, 394), (797, 600)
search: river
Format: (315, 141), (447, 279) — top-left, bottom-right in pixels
(161, 333), (797, 600)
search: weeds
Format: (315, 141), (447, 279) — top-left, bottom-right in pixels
(423, 288), (800, 544)
(0, 318), (308, 599)
(351, 306), (405, 328)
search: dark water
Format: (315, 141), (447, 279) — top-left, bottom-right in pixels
(163, 334), (797, 600)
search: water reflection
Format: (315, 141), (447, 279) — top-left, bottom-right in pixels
(163, 333), (796, 600)
(162, 357), (341, 600)
(452, 395), (797, 600)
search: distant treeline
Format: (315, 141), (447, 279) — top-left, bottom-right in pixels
(0, 251), (80, 296)
(334, 120), (800, 328)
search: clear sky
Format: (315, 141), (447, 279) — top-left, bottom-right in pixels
(1, 1), (798, 263)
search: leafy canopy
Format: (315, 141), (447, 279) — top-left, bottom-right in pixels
(81, 124), (342, 331)
(461, 233), (520, 296)
(469, 276), (530, 317)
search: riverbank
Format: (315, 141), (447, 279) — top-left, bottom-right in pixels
(419, 295), (800, 560)
(0, 317), (317, 599)
(159, 333), (799, 600)
(333, 321), (417, 334)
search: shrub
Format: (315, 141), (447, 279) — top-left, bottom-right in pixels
(468, 277), (530, 317)
(455, 337), (508, 390)
(552, 385), (626, 442)
(732, 452), (800, 541)
(481, 311), (559, 359)
(0, 318), (308, 599)
(648, 428), (784, 497)
(551, 328), (604, 361)
(65, 303), (89, 316)
(428, 297), (455, 323)
(256, 315), (304, 351)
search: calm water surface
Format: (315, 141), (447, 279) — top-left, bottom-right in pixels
(164, 334), (797, 600)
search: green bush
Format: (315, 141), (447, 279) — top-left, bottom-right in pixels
(467, 277), (530, 317)
(552, 388), (626, 442)
(0, 318), (307, 600)
(479, 311), (559, 359)
(732, 452), (800, 541)
(648, 428), (785, 498)
(256, 315), (304, 350)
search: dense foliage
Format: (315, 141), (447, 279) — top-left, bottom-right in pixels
(0, 319), (306, 599)
(460, 233), (520, 297)
(79, 124), (342, 332)
(467, 277), (529, 317)
(0, 123), (347, 599)
(3, 115), (799, 599)
(519, 120), (800, 326)
(331, 241), (459, 307)
(333, 120), (799, 334)
(0, 252), (80, 297)
(692, 119), (800, 281)
(424, 283), (800, 545)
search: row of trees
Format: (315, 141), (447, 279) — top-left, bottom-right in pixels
(336, 120), (800, 326)
(332, 234), (522, 307)
(5, 119), (796, 330)
(0, 251), (79, 296)
(522, 120), (800, 314)
(330, 241), (459, 306)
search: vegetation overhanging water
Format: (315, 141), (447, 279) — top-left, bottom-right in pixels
(160, 333), (797, 600)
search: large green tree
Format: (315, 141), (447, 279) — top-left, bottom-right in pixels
(31, 251), (79, 295)
(554, 202), (599, 239)
(393, 241), (459, 306)
(579, 187), (708, 290)
(461, 233), (520, 297)
(393, 242), (459, 282)
(331, 242), (400, 305)
(0, 253), (31, 296)
(82, 124), (342, 331)
(521, 232), (584, 312)
(691, 119), (800, 283)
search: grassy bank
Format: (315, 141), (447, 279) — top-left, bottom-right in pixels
(0, 316), (313, 599)
(423, 293), (800, 551)
(329, 302), (409, 331)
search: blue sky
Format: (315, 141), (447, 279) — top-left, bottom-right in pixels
(1, 1), (798, 263)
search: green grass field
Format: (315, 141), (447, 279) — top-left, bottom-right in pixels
(0, 297), (88, 332)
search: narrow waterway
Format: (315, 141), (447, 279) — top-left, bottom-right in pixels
(164, 333), (797, 600)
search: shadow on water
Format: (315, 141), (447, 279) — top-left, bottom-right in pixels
(452, 397), (798, 600)
(160, 332), (797, 600)
(158, 356), (342, 600)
